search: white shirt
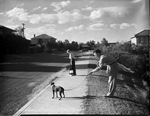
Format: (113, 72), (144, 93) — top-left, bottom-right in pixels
(69, 53), (75, 59)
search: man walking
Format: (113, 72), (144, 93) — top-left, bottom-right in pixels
(88, 49), (118, 97)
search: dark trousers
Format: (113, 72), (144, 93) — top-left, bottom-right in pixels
(70, 59), (76, 75)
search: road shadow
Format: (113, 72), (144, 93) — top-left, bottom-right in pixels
(2, 54), (69, 63)
(66, 64), (107, 70)
(76, 64), (97, 69)
(66, 95), (148, 107)
(0, 75), (30, 80)
(66, 64), (96, 69)
(76, 54), (94, 57)
(0, 63), (63, 72)
(77, 58), (97, 61)
(65, 95), (98, 100)
(76, 74), (107, 77)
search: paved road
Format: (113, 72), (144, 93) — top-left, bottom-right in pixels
(14, 51), (96, 115)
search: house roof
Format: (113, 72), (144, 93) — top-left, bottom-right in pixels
(31, 34), (56, 40)
(130, 36), (135, 39)
(0, 25), (16, 32)
(135, 30), (150, 37)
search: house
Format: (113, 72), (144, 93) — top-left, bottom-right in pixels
(31, 34), (57, 45)
(130, 37), (137, 45)
(0, 25), (16, 35)
(108, 42), (118, 46)
(81, 44), (90, 51)
(131, 30), (150, 46)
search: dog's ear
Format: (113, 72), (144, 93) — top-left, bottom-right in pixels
(55, 76), (58, 79)
(51, 82), (55, 85)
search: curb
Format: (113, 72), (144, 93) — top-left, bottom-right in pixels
(13, 84), (50, 116)
(13, 72), (61, 116)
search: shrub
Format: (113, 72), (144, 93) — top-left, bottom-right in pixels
(96, 42), (149, 80)
(0, 34), (30, 55)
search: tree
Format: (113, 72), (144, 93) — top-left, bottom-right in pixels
(63, 39), (70, 50)
(57, 40), (64, 51)
(14, 26), (24, 37)
(78, 42), (84, 50)
(101, 38), (108, 46)
(70, 41), (79, 50)
(86, 40), (95, 50)
(0, 33), (30, 55)
(95, 41), (101, 48)
(64, 39), (70, 44)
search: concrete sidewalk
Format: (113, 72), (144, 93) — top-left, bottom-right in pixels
(14, 51), (97, 115)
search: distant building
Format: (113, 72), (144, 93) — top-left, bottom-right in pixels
(0, 25), (16, 35)
(130, 37), (137, 45)
(108, 42), (118, 46)
(81, 44), (90, 51)
(31, 34), (57, 45)
(131, 30), (150, 46)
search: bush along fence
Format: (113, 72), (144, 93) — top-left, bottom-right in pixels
(96, 42), (149, 90)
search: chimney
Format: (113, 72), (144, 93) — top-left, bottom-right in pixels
(34, 34), (36, 38)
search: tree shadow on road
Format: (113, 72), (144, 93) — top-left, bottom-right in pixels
(0, 63), (63, 72)
(65, 95), (149, 109)
(76, 74), (106, 77)
(77, 58), (97, 61)
(66, 64), (99, 70)
(2, 53), (69, 63)
(65, 92), (149, 106)
(65, 95), (99, 100)
(0, 75), (30, 79)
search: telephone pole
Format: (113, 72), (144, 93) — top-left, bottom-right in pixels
(22, 23), (25, 38)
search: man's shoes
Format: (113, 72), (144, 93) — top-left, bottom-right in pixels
(103, 93), (113, 97)
(69, 74), (76, 76)
(104, 95), (112, 97)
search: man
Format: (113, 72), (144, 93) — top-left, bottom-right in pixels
(67, 49), (76, 76)
(88, 49), (118, 97)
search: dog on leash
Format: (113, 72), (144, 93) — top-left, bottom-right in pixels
(50, 82), (65, 100)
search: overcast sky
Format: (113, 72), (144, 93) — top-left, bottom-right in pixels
(0, 0), (149, 43)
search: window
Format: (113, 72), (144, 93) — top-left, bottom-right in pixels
(140, 37), (144, 44)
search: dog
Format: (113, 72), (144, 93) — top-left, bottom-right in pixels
(50, 82), (65, 100)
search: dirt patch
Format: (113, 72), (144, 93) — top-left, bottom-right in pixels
(83, 72), (149, 115)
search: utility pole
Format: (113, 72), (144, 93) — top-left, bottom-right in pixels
(22, 23), (25, 38)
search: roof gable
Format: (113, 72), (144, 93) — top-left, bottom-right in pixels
(0, 25), (16, 32)
(32, 34), (56, 40)
(135, 30), (150, 36)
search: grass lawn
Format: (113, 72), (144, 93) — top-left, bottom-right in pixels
(0, 52), (71, 115)
(83, 70), (149, 115)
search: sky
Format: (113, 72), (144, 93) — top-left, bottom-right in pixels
(0, 0), (149, 43)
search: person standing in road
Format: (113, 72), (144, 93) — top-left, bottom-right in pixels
(67, 49), (76, 76)
(88, 49), (118, 97)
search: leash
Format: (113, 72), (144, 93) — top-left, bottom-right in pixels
(65, 55), (121, 91)
(64, 75), (89, 91)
